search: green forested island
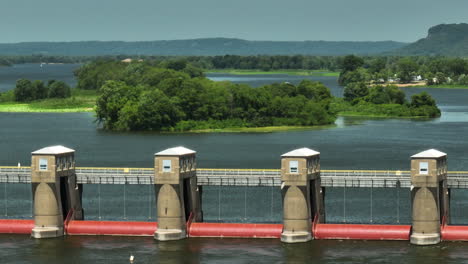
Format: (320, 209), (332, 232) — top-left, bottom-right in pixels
(87, 61), (337, 131)
(0, 57), (444, 126)
(0, 56), (443, 129)
(332, 85), (440, 118)
(98, 62), (440, 131)
(4, 60), (437, 131)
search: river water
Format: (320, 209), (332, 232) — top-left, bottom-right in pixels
(1, 64), (468, 263)
(0, 63), (79, 92)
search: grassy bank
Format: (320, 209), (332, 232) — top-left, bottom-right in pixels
(0, 89), (97, 112)
(186, 125), (335, 133)
(207, 69), (339, 77)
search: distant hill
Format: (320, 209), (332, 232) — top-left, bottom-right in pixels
(0, 38), (406, 56)
(396, 23), (468, 56)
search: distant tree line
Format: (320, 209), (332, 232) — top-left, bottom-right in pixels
(0, 58), (11, 66)
(192, 55), (342, 71)
(3, 54), (468, 81)
(338, 55), (468, 86)
(13, 79), (71, 102)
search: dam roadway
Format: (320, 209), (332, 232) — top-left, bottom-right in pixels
(2, 166), (468, 188)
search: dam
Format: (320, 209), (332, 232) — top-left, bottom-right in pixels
(1, 145), (468, 245)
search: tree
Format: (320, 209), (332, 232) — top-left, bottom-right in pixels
(384, 85), (405, 104)
(166, 59), (187, 71)
(410, 92), (440, 117)
(338, 55), (366, 85)
(116, 89), (185, 131)
(410, 92), (436, 108)
(458, 74), (468, 85)
(47, 80), (56, 86)
(297, 80), (332, 101)
(265, 82), (297, 98)
(14, 79), (34, 102)
(369, 57), (387, 73)
(122, 62), (149, 86)
(435, 72), (446, 84)
(447, 58), (468, 76)
(32, 80), (48, 99)
(143, 68), (189, 88)
(48, 81), (71, 98)
(339, 68), (371, 86)
(366, 85), (390, 104)
(74, 60), (127, 90)
(344, 82), (369, 102)
(95, 81), (143, 129)
(365, 85), (405, 105)
(182, 64), (205, 78)
(341, 55), (364, 72)
(397, 58), (418, 83)
(426, 72), (436, 85)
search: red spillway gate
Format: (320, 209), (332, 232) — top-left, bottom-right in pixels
(442, 225), (468, 241)
(0, 219), (34, 234)
(314, 223), (411, 240)
(8, 217), (468, 242)
(66, 220), (157, 236)
(189, 223), (282, 238)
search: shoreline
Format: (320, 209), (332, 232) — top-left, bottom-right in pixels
(182, 124), (336, 133)
(374, 81), (468, 89)
(207, 69), (339, 76)
(337, 112), (432, 119)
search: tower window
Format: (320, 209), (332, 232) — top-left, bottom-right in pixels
(289, 161), (298, 173)
(39, 158), (48, 171)
(163, 160), (172, 172)
(419, 162), (429, 174)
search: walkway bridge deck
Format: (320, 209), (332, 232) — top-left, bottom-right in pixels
(1, 167), (468, 188)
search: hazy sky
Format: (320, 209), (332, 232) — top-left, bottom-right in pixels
(1, 0), (467, 43)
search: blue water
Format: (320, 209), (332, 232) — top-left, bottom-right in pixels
(0, 63), (80, 92)
(1, 64), (468, 263)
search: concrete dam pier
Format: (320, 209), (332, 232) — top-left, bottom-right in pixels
(0, 145), (468, 245)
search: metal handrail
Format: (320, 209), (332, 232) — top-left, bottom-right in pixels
(1, 167), (468, 188)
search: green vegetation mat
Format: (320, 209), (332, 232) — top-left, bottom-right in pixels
(0, 103), (93, 112)
(0, 89), (97, 112)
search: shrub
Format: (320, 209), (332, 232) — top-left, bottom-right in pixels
(48, 81), (71, 99)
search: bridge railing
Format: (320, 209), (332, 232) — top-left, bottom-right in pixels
(75, 167), (153, 185)
(0, 166), (467, 188)
(321, 170), (411, 188)
(446, 171), (468, 189)
(0, 167), (31, 184)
